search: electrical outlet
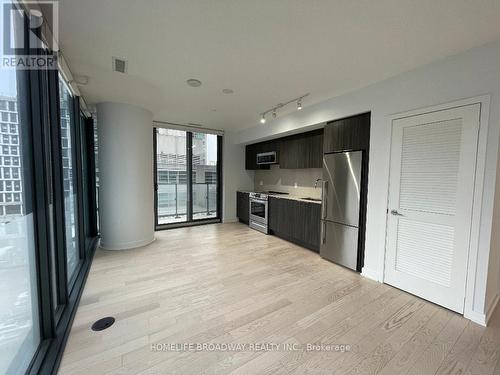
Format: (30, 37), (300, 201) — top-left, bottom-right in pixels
(259, 180), (263, 186)
(294, 182), (298, 188)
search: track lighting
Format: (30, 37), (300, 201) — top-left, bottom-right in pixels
(258, 93), (309, 124)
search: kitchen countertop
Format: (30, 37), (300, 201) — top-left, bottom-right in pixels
(237, 190), (322, 205)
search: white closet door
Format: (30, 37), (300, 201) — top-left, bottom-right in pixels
(384, 104), (480, 313)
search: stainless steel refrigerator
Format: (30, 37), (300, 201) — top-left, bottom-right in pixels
(320, 151), (362, 271)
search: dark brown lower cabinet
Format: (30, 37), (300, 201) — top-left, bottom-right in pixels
(236, 191), (249, 224)
(268, 197), (321, 252)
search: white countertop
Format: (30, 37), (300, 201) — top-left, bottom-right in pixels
(238, 191), (322, 204)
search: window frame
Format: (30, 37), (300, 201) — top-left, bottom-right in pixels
(153, 127), (223, 230)
(0, 3), (99, 374)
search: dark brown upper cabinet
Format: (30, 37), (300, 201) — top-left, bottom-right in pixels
(245, 129), (323, 170)
(245, 139), (280, 170)
(279, 129), (323, 169)
(323, 112), (370, 153)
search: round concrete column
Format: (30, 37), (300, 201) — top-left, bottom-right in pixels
(97, 102), (154, 250)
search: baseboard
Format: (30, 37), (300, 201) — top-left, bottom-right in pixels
(464, 294), (499, 327)
(465, 309), (487, 326)
(486, 293), (500, 324)
(223, 216), (238, 223)
(361, 267), (381, 282)
(100, 236), (156, 250)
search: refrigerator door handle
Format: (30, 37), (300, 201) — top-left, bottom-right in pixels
(321, 181), (327, 219)
(321, 221), (326, 244)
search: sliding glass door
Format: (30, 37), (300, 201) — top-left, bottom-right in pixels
(154, 128), (222, 229)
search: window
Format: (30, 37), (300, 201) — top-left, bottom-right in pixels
(5, 204), (22, 215)
(154, 128), (221, 228)
(0, 6), (40, 373)
(58, 75), (80, 280)
(0, 4), (98, 373)
(155, 129), (188, 224)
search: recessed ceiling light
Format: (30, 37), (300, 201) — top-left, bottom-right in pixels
(186, 79), (202, 87)
(222, 88), (234, 94)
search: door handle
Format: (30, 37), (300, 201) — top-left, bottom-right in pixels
(321, 181), (327, 219)
(390, 209), (403, 216)
(321, 221), (326, 244)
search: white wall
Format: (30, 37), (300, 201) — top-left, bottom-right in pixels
(235, 40), (500, 323)
(222, 131), (254, 222)
(97, 102), (155, 250)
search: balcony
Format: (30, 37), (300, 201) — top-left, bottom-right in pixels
(157, 183), (217, 224)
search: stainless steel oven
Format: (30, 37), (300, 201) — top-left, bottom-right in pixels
(249, 192), (268, 234)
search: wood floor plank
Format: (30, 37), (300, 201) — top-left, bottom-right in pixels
(57, 223), (500, 375)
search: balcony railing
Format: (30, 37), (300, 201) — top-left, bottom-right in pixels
(157, 183), (217, 220)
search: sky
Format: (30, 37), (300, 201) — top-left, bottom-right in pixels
(0, 0), (18, 98)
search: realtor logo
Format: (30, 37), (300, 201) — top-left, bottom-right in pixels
(1, 0), (58, 69)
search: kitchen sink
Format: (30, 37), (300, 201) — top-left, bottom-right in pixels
(300, 197), (322, 202)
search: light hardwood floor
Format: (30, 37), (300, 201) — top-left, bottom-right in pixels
(59, 223), (500, 375)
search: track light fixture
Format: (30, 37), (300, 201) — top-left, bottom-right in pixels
(258, 93), (309, 124)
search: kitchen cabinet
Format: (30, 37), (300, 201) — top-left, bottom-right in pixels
(245, 140), (280, 170)
(323, 112), (370, 153)
(236, 191), (249, 224)
(245, 129), (323, 170)
(268, 197), (321, 252)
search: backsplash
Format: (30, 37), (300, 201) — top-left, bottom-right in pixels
(254, 165), (323, 199)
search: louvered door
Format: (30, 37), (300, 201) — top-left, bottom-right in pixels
(384, 104), (480, 313)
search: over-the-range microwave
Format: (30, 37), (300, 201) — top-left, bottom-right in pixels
(256, 151), (278, 165)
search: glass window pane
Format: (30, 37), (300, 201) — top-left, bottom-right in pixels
(0, 5), (40, 372)
(192, 133), (218, 220)
(156, 129), (187, 224)
(58, 76), (79, 280)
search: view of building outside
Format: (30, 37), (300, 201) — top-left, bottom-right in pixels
(0, 91), (40, 372)
(156, 129), (218, 224)
(58, 77), (79, 279)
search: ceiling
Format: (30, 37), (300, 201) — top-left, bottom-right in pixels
(58, 0), (500, 131)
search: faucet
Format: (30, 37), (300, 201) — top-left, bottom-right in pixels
(314, 178), (323, 188)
